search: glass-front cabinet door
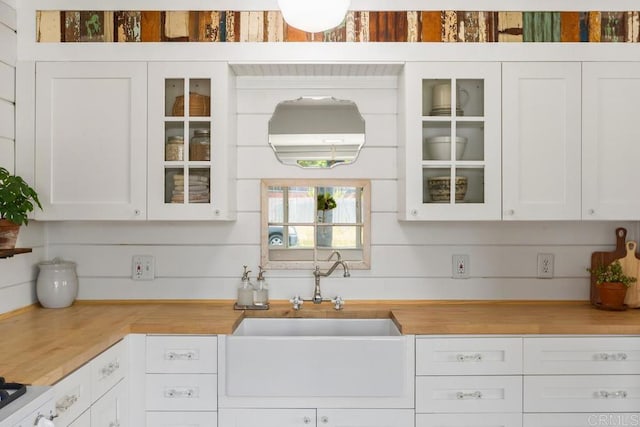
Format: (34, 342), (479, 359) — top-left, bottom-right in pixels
(148, 62), (235, 220)
(399, 62), (501, 220)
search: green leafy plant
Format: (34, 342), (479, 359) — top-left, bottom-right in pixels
(587, 260), (637, 287)
(317, 193), (337, 211)
(0, 167), (42, 226)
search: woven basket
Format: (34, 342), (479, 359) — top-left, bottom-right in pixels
(172, 92), (210, 117)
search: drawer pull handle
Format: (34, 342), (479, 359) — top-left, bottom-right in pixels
(56, 394), (78, 413)
(166, 351), (198, 361)
(165, 387), (199, 398)
(596, 352), (628, 361)
(108, 422), (120, 427)
(101, 361), (120, 377)
(598, 390), (628, 399)
(456, 391), (482, 399)
(456, 353), (483, 362)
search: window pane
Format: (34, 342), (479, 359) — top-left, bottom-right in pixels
(317, 225), (362, 249)
(268, 186), (284, 223)
(288, 186), (315, 223)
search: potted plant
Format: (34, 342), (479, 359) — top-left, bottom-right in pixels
(588, 260), (637, 309)
(317, 192), (337, 247)
(0, 167), (42, 249)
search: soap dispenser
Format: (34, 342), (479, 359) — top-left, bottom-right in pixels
(236, 265), (255, 307)
(254, 266), (269, 307)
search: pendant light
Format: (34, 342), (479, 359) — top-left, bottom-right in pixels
(278, 0), (351, 33)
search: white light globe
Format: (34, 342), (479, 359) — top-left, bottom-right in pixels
(278, 0), (351, 33)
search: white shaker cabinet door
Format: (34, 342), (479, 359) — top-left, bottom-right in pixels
(317, 409), (414, 427)
(583, 62), (640, 220)
(90, 380), (128, 427)
(502, 62), (581, 220)
(35, 61), (147, 220)
(219, 408), (317, 427)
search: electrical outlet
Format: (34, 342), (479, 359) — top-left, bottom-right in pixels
(537, 253), (554, 279)
(452, 254), (470, 279)
(132, 255), (155, 280)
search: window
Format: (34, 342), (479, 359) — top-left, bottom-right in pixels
(261, 179), (371, 269)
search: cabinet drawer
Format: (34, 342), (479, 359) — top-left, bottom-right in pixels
(90, 379), (127, 427)
(146, 373), (217, 411)
(417, 413), (523, 427)
(90, 339), (127, 402)
(219, 409), (316, 427)
(524, 375), (640, 412)
(524, 337), (640, 374)
(53, 363), (91, 427)
(147, 335), (217, 373)
(524, 413), (640, 427)
(416, 376), (522, 413)
(417, 337), (522, 375)
(146, 411), (217, 427)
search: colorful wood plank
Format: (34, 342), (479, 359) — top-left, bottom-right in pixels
(560, 12), (580, 42)
(420, 11), (441, 42)
(498, 11), (523, 42)
(36, 11), (62, 42)
(601, 12), (626, 42)
(588, 12), (601, 42)
(140, 11), (162, 42)
(115, 12), (140, 42)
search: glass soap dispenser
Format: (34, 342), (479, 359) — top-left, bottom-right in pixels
(254, 266), (269, 307)
(236, 265), (254, 307)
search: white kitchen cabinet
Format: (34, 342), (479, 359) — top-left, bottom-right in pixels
(218, 408), (413, 427)
(147, 62), (236, 220)
(417, 413), (522, 427)
(502, 62), (581, 220)
(523, 336), (640, 418)
(524, 413), (640, 427)
(35, 62), (147, 220)
(583, 62), (640, 220)
(90, 380), (128, 427)
(144, 335), (218, 424)
(52, 338), (128, 427)
(398, 62), (501, 220)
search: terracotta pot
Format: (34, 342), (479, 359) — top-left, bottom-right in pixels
(598, 282), (628, 309)
(0, 219), (20, 250)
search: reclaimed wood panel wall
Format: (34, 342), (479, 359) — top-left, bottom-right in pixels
(36, 10), (640, 43)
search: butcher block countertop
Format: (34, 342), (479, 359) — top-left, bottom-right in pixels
(2, 300), (640, 386)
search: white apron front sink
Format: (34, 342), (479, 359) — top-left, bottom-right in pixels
(223, 317), (412, 400)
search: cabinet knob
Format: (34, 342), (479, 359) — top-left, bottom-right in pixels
(320, 416), (329, 423)
(410, 209), (418, 216)
(588, 209), (595, 215)
(303, 416), (312, 424)
(134, 209), (141, 216)
(505, 209), (514, 216)
(214, 209), (221, 215)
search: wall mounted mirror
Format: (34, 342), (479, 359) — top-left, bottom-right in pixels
(261, 179), (371, 270)
(268, 97), (365, 168)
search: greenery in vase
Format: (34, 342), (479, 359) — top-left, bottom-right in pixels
(587, 260), (637, 287)
(317, 193), (337, 211)
(0, 167), (42, 226)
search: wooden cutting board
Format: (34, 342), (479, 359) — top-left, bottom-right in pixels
(620, 241), (640, 308)
(590, 227), (627, 306)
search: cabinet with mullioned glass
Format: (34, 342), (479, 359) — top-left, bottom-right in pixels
(148, 62), (236, 220)
(398, 62), (501, 221)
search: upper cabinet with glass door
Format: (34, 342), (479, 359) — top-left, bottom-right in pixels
(148, 62), (236, 220)
(398, 63), (501, 220)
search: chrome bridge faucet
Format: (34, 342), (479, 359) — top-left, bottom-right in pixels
(290, 251), (349, 311)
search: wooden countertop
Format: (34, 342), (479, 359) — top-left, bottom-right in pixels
(2, 300), (640, 386)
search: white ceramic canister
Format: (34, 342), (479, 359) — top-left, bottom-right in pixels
(36, 258), (79, 308)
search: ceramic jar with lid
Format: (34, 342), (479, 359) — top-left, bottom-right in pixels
(36, 258), (79, 308)
(190, 129), (210, 161)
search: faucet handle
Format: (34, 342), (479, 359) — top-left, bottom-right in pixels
(331, 296), (345, 311)
(290, 295), (304, 310)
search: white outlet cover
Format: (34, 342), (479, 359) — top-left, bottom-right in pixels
(452, 254), (470, 279)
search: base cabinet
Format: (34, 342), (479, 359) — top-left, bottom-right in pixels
(90, 380), (128, 427)
(52, 339), (128, 427)
(146, 411), (217, 427)
(524, 413), (640, 427)
(417, 414), (522, 427)
(218, 409), (413, 427)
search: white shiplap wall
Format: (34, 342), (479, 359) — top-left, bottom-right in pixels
(0, 0), (46, 314)
(43, 75), (640, 302)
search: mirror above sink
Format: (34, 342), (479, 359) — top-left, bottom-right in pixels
(268, 97), (366, 168)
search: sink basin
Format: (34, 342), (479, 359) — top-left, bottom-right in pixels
(232, 317), (402, 336)
(221, 317), (414, 405)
